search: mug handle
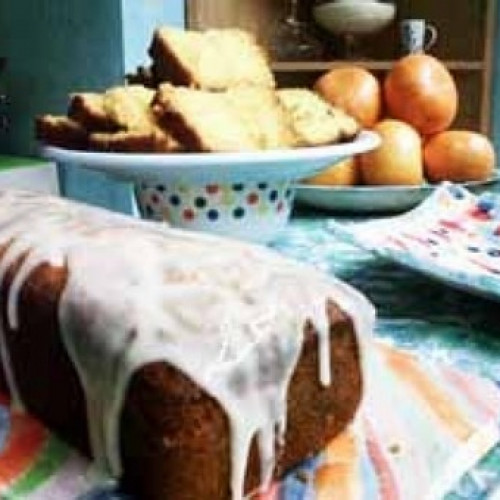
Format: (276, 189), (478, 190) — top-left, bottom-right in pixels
(424, 23), (438, 51)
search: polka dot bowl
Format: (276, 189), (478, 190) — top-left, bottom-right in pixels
(135, 180), (296, 243)
(42, 131), (380, 243)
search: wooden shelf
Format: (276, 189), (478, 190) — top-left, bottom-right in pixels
(271, 60), (485, 73)
(186, 0), (496, 134)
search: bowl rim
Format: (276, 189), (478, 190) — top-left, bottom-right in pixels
(42, 130), (381, 184)
(41, 131), (379, 167)
(313, 1), (396, 13)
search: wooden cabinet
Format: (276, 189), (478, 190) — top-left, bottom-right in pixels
(186, 0), (496, 134)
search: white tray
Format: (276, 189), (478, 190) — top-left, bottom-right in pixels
(296, 174), (499, 213)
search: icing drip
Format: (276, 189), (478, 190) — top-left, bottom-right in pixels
(0, 321), (22, 411)
(0, 191), (375, 500)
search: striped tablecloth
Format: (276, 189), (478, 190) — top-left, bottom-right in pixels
(274, 342), (500, 500)
(0, 340), (498, 500)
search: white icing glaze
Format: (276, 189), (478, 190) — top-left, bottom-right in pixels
(0, 190), (374, 500)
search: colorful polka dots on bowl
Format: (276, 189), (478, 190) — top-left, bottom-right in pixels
(135, 180), (296, 243)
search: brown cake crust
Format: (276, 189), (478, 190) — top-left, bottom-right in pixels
(148, 31), (193, 87)
(68, 93), (119, 132)
(0, 247), (362, 500)
(89, 129), (180, 153)
(35, 115), (90, 150)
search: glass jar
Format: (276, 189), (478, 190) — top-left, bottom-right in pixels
(268, 0), (324, 61)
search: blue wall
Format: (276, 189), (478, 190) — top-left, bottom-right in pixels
(0, 0), (185, 156)
(60, 0), (185, 213)
(0, 0), (184, 212)
(0, 0), (124, 156)
(121, 0), (185, 73)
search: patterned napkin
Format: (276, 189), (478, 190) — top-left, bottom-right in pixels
(328, 183), (500, 301)
(0, 342), (498, 499)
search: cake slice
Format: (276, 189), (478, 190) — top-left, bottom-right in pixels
(98, 85), (181, 152)
(149, 26), (275, 90)
(65, 85), (180, 152)
(153, 84), (359, 152)
(100, 84), (157, 132)
(277, 88), (361, 147)
(68, 85), (157, 133)
(35, 115), (89, 150)
(224, 85), (297, 150)
(152, 83), (260, 152)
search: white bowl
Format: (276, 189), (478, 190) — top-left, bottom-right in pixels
(42, 131), (380, 243)
(333, 0), (377, 3)
(313, 2), (396, 35)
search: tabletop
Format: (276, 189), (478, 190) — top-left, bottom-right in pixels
(273, 207), (500, 499)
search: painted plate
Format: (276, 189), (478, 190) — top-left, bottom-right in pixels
(328, 183), (500, 301)
(296, 174), (499, 213)
(41, 131), (380, 184)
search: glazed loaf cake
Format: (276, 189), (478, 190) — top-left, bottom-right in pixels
(0, 191), (374, 500)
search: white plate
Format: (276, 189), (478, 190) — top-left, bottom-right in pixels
(328, 183), (500, 301)
(41, 131), (380, 184)
(296, 174), (499, 213)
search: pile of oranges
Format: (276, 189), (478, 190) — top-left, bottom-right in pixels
(306, 54), (496, 187)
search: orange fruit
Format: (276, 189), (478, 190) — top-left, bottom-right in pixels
(359, 119), (424, 185)
(424, 130), (495, 182)
(384, 54), (458, 136)
(304, 157), (359, 186)
(314, 67), (382, 128)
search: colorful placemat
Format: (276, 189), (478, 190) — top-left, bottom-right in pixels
(0, 341), (498, 499)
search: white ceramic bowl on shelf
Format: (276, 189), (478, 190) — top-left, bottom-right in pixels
(333, 0), (377, 3)
(313, 1), (396, 35)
